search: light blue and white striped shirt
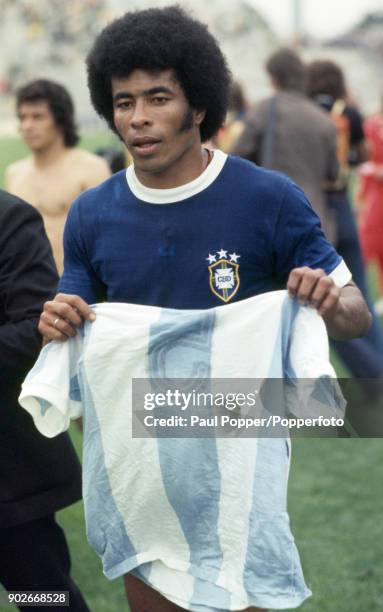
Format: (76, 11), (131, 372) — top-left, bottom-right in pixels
(19, 290), (344, 611)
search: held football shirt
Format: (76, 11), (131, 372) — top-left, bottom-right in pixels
(20, 291), (345, 611)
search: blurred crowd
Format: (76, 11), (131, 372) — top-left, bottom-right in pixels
(0, 0), (108, 94)
(217, 51), (383, 385)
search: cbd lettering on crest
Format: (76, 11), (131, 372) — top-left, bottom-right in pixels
(206, 249), (240, 303)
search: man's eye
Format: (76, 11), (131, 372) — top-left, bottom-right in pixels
(116, 100), (132, 109)
(152, 97), (168, 105)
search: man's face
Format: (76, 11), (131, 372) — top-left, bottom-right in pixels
(17, 101), (62, 152)
(112, 69), (205, 186)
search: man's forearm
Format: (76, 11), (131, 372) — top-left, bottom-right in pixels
(323, 283), (372, 341)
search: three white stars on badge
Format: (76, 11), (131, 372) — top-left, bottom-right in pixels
(229, 252), (240, 263)
(206, 250), (241, 264)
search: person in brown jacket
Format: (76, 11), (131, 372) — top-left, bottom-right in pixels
(230, 48), (339, 243)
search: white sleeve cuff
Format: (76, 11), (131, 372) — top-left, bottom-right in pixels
(329, 260), (352, 288)
(18, 382), (80, 438)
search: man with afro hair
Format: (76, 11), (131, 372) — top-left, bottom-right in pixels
(38, 6), (370, 611)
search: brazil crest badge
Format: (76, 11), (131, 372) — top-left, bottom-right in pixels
(206, 249), (240, 303)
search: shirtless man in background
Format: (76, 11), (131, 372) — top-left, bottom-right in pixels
(5, 79), (111, 274)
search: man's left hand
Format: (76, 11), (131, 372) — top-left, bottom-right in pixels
(287, 267), (371, 340)
(287, 266), (340, 317)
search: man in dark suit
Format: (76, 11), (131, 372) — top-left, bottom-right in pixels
(0, 190), (88, 610)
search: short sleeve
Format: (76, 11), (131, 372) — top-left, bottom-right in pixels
(59, 197), (106, 303)
(18, 334), (84, 438)
(273, 180), (351, 287)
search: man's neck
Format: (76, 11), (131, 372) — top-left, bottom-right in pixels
(134, 143), (210, 190)
(32, 139), (69, 168)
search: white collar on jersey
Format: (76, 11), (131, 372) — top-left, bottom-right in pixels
(126, 149), (227, 204)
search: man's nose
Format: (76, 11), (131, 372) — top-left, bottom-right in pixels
(130, 100), (151, 128)
(19, 118), (33, 131)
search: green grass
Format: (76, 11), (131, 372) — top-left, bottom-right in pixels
(0, 137), (29, 185)
(1, 134), (382, 611)
(286, 439), (383, 612)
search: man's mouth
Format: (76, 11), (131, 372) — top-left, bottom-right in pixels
(131, 137), (161, 155)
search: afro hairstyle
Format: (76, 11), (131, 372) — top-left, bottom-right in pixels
(86, 6), (231, 142)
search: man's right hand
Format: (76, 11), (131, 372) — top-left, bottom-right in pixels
(38, 293), (96, 342)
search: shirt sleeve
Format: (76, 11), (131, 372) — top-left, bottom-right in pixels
(273, 180), (352, 287)
(18, 333), (84, 437)
(59, 197), (107, 303)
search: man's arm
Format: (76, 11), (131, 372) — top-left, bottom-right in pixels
(0, 194), (59, 368)
(38, 193), (104, 342)
(4, 165), (12, 191)
(4, 162), (20, 193)
(287, 267), (371, 341)
(272, 179), (371, 339)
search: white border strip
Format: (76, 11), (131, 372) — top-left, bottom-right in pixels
(329, 260), (352, 288)
(126, 149), (227, 204)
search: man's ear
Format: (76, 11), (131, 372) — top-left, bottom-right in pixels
(194, 109), (206, 127)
